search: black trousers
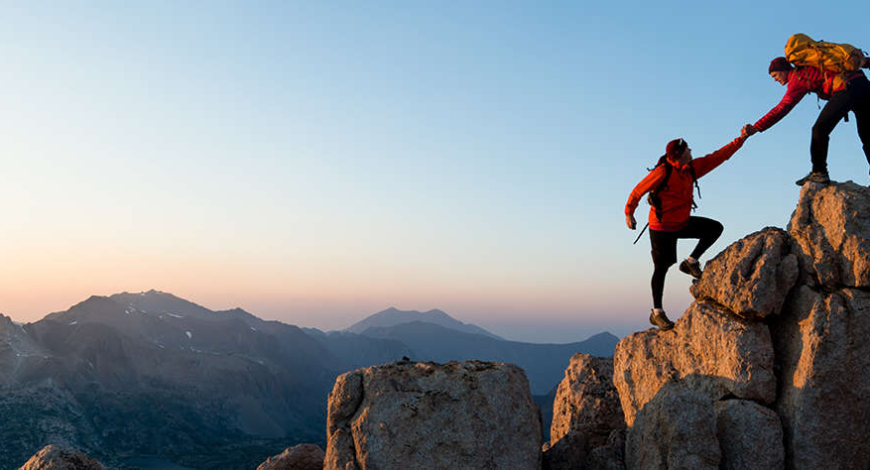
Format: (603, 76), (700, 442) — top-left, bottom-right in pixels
(811, 74), (870, 173)
(649, 216), (723, 309)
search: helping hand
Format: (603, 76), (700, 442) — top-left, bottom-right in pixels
(626, 214), (637, 230)
(741, 124), (758, 139)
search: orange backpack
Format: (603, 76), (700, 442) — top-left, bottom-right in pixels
(785, 34), (866, 73)
(785, 34), (868, 91)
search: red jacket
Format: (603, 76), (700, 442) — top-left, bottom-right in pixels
(625, 138), (745, 231)
(754, 67), (865, 132)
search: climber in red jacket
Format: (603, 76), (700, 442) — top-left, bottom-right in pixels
(745, 57), (870, 185)
(625, 127), (752, 330)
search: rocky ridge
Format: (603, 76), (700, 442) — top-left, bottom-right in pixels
(610, 181), (870, 469)
(322, 181), (870, 469)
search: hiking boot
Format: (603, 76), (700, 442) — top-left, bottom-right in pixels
(679, 259), (702, 279)
(795, 171), (830, 186)
(649, 309), (675, 331)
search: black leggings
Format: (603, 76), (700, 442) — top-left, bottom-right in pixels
(811, 74), (870, 172)
(649, 216), (723, 309)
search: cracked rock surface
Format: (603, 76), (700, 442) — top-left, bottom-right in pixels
(613, 300), (775, 427)
(324, 360), (541, 469)
(690, 227), (799, 319)
(788, 181), (870, 289)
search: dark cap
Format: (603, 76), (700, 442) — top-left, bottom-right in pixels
(769, 57), (793, 73)
(666, 138), (688, 161)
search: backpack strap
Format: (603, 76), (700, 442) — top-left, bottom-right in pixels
(688, 162), (701, 211)
(648, 159), (703, 219)
(647, 156), (673, 221)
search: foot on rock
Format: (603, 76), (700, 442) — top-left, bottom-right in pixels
(679, 259), (702, 279)
(649, 309), (675, 331)
(795, 171), (830, 186)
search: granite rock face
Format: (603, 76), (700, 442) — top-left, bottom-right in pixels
(768, 181), (870, 468)
(788, 181), (870, 289)
(18, 445), (104, 470)
(690, 227), (799, 319)
(324, 360), (541, 470)
(542, 430), (586, 470)
(583, 429), (626, 470)
(543, 427), (626, 470)
(772, 286), (870, 469)
(257, 444), (324, 470)
(550, 354), (624, 448)
(624, 383), (720, 470)
(613, 300), (775, 426)
(714, 400), (784, 470)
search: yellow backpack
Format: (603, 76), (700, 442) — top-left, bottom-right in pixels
(785, 34), (866, 74)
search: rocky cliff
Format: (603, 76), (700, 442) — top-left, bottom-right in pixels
(610, 181), (870, 469)
(323, 181), (870, 470)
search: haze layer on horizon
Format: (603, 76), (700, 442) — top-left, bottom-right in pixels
(1, 2), (866, 343)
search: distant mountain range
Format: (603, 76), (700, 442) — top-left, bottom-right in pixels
(345, 307), (505, 340)
(0, 290), (618, 469)
(2, 291), (337, 469)
(359, 321), (617, 394)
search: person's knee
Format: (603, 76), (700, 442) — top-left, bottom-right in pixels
(712, 221), (724, 238)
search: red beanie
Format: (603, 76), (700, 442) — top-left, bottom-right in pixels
(769, 57), (793, 73)
(666, 138), (688, 161)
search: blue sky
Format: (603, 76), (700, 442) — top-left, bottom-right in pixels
(0, 2), (867, 342)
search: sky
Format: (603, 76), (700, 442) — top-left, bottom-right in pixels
(0, 1), (867, 343)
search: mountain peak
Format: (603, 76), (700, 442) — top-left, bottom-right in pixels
(347, 307), (503, 340)
(108, 290), (214, 319)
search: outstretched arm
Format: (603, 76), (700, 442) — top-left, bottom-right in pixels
(753, 80), (810, 132)
(692, 136), (746, 178)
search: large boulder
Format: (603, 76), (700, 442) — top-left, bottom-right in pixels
(613, 300), (775, 426)
(713, 400), (784, 470)
(624, 382), (720, 470)
(324, 360), (542, 470)
(257, 444), (324, 470)
(550, 354), (624, 448)
(772, 286), (870, 469)
(690, 227), (799, 319)
(18, 445), (104, 470)
(788, 181), (870, 289)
